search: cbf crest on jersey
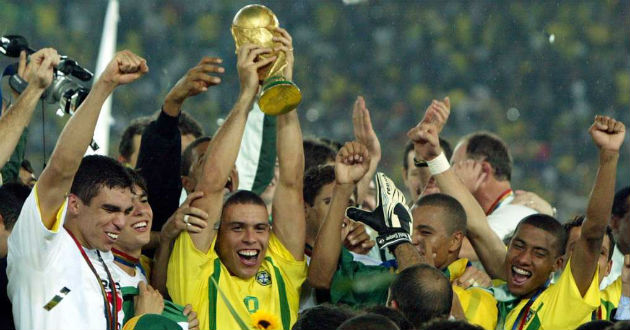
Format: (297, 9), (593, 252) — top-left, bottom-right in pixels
(256, 270), (272, 286)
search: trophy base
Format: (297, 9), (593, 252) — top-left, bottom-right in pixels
(258, 76), (302, 116)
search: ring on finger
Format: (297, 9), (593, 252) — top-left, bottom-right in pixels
(184, 214), (190, 224)
(186, 223), (190, 230)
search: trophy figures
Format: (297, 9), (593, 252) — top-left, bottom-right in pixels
(231, 4), (302, 116)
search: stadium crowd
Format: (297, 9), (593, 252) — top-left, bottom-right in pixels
(0, 5), (629, 330)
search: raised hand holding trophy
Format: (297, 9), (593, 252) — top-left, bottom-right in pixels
(231, 4), (302, 116)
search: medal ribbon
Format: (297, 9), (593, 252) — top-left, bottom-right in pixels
(591, 306), (602, 320)
(112, 248), (146, 277)
(304, 243), (313, 258)
(511, 280), (548, 330)
(68, 230), (119, 330)
(486, 189), (514, 215)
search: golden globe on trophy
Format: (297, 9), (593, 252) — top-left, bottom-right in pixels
(231, 4), (302, 116)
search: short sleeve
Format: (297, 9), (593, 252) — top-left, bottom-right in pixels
(167, 231), (215, 305)
(7, 184), (67, 268)
(537, 257), (600, 328)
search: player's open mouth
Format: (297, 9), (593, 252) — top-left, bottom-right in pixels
(106, 232), (119, 241)
(132, 221), (149, 232)
(238, 249), (259, 266)
(511, 266), (532, 285)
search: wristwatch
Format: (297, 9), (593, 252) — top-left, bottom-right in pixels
(413, 157), (428, 168)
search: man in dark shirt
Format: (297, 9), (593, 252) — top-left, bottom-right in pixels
(0, 182), (31, 330)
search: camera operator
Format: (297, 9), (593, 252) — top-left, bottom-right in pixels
(0, 49), (58, 184)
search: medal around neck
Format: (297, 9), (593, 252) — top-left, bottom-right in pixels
(231, 4), (302, 116)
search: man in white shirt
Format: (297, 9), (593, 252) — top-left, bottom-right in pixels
(449, 131), (537, 261)
(450, 132), (538, 239)
(7, 49), (153, 330)
(602, 186), (630, 288)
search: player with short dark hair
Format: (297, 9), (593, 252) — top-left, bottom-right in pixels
(388, 264), (453, 327)
(409, 100), (626, 329)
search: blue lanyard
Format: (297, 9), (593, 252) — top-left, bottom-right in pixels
(511, 281), (549, 330)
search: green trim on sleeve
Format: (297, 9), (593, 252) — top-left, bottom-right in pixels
(208, 259), (221, 330)
(209, 261), (249, 330)
(266, 256), (291, 330)
(601, 299), (616, 320)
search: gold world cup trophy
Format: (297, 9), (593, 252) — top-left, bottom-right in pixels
(231, 4), (302, 116)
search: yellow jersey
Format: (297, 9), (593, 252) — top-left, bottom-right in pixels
(167, 232), (307, 330)
(493, 258), (600, 330)
(578, 276), (622, 322)
(447, 258), (498, 330)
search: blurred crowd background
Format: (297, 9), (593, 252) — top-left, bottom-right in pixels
(0, 0), (628, 220)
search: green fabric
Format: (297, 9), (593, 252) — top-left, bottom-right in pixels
(122, 287), (138, 325)
(490, 284), (520, 330)
(526, 311), (542, 330)
(162, 301), (188, 324)
(601, 299), (616, 320)
(265, 256), (291, 330)
(0, 129), (27, 183)
(131, 314), (182, 330)
(208, 258), (221, 330)
(121, 286), (188, 328)
(329, 248), (395, 308)
(251, 114), (276, 195)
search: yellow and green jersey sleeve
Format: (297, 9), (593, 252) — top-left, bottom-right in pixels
(576, 275), (622, 323)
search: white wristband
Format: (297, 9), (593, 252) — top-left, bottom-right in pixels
(427, 152), (450, 175)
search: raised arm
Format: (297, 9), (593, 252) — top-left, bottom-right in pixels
(136, 57), (223, 248)
(352, 96), (381, 208)
(270, 108), (305, 259)
(407, 100), (507, 279)
(37, 50), (148, 227)
(308, 141), (370, 288)
(265, 26), (303, 258)
(189, 45), (275, 252)
(0, 49), (57, 174)
(0, 51), (37, 182)
(572, 115), (625, 296)
(162, 56), (224, 117)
